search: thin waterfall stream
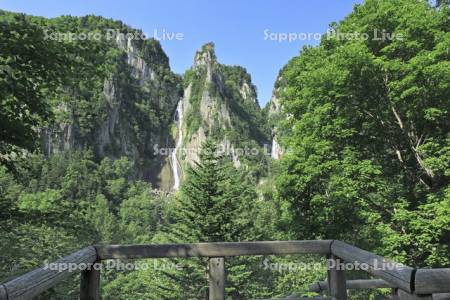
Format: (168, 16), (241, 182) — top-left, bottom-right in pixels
(171, 99), (183, 190)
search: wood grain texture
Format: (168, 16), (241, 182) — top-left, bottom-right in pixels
(258, 296), (332, 300)
(309, 279), (395, 292)
(328, 254), (347, 300)
(3, 240), (449, 300)
(96, 240), (333, 259)
(1, 246), (97, 300)
(415, 269), (450, 294)
(80, 262), (100, 300)
(209, 257), (225, 300)
(0, 285), (7, 300)
(397, 289), (432, 300)
(331, 240), (414, 292)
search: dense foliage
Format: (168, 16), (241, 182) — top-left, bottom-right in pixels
(0, 11), (182, 182)
(276, 0), (450, 266)
(0, 151), (169, 297)
(105, 140), (266, 299)
(0, 12), (68, 166)
(0, 0), (448, 299)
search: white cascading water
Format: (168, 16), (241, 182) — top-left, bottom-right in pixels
(271, 137), (282, 160)
(171, 99), (183, 190)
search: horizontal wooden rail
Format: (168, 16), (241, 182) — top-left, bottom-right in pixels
(0, 246), (97, 300)
(309, 279), (395, 292)
(331, 240), (415, 293)
(415, 269), (450, 294)
(257, 297), (331, 300)
(432, 293), (450, 300)
(96, 240), (333, 260)
(1, 240), (449, 300)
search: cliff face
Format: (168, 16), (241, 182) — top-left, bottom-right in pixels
(177, 43), (268, 166)
(41, 16), (182, 189)
(38, 17), (271, 191)
(266, 75), (284, 160)
(170, 43), (270, 188)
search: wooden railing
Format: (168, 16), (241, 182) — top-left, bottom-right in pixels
(0, 240), (449, 300)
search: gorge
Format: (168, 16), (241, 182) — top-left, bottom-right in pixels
(1, 1), (448, 298)
(36, 19), (277, 191)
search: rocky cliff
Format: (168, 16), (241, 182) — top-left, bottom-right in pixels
(266, 74), (285, 160)
(170, 43), (270, 188)
(40, 16), (182, 190)
(36, 16), (272, 191)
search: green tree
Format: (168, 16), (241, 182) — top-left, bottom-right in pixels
(162, 139), (257, 299)
(0, 151), (169, 298)
(108, 140), (265, 299)
(173, 139), (254, 243)
(276, 0), (449, 267)
(0, 12), (68, 165)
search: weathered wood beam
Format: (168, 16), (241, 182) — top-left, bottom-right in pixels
(309, 279), (395, 292)
(80, 260), (100, 300)
(415, 269), (450, 294)
(253, 296), (332, 300)
(327, 254), (347, 300)
(209, 257), (225, 300)
(2, 240), (448, 300)
(96, 240), (333, 260)
(331, 241), (414, 293)
(396, 289), (432, 300)
(0, 285), (7, 300)
(0, 246), (97, 300)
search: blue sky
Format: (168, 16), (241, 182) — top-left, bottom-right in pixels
(1, 0), (363, 106)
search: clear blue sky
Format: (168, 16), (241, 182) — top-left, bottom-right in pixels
(1, 0), (363, 106)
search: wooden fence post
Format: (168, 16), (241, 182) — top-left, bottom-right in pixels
(328, 254), (347, 300)
(80, 262), (100, 300)
(0, 284), (7, 300)
(209, 257), (225, 300)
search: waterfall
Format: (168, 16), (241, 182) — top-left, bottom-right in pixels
(171, 99), (183, 190)
(271, 137), (282, 160)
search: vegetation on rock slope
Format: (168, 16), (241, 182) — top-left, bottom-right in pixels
(0, 0), (449, 299)
(0, 10), (183, 185)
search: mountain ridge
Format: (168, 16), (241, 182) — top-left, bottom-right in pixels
(1, 11), (275, 190)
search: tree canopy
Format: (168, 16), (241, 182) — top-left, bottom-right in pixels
(276, 0), (449, 266)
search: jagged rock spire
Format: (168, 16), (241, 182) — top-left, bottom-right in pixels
(194, 42), (216, 67)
